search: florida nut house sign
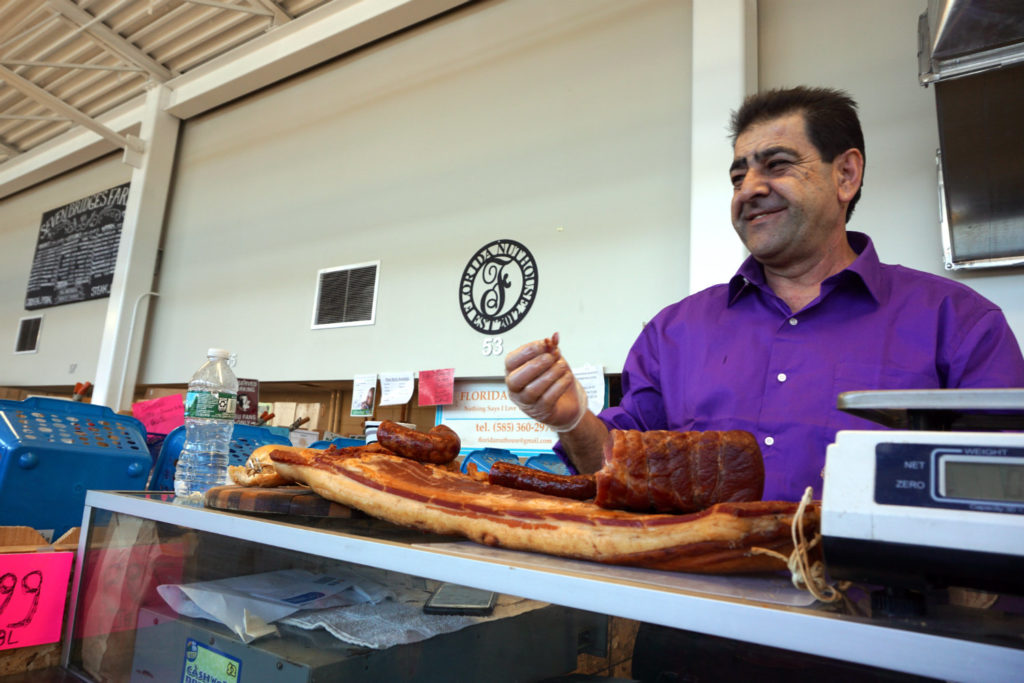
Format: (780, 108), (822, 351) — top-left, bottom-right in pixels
(459, 239), (538, 335)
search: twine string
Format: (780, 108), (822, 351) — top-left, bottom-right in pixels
(751, 486), (845, 603)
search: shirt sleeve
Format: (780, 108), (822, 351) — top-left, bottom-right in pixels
(945, 308), (1024, 388)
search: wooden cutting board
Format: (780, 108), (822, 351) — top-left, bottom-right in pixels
(204, 485), (356, 518)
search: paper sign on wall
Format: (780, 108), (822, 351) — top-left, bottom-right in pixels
(572, 364), (606, 415)
(0, 551), (74, 650)
(379, 372), (414, 406)
(235, 378), (259, 425)
(437, 368), (606, 455)
(417, 368), (454, 406)
(437, 380), (557, 455)
(351, 374), (377, 417)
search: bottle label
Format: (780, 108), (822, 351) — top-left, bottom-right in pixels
(185, 391), (237, 420)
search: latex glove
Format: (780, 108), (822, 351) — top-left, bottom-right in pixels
(504, 333), (588, 433)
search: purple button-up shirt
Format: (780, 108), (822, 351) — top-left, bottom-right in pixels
(580, 232), (1024, 501)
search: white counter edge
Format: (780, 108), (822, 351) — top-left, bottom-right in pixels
(76, 490), (1023, 682)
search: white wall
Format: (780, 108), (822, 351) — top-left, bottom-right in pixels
(758, 0), (1024, 339)
(0, 155), (130, 385)
(140, 0), (692, 384)
(2, 0), (1020, 393)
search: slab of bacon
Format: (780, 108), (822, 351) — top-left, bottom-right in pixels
(595, 430), (765, 513)
(265, 445), (815, 574)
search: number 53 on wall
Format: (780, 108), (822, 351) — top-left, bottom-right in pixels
(481, 337), (504, 357)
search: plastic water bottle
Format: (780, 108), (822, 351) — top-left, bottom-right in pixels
(174, 348), (238, 504)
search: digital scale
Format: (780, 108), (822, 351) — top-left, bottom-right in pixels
(821, 389), (1024, 597)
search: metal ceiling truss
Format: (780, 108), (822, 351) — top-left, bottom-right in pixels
(0, 0), (471, 196)
(0, 0), (302, 165)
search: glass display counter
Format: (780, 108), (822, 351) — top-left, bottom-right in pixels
(59, 491), (1024, 682)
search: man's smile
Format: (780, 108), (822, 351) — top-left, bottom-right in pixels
(742, 205), (786, 224)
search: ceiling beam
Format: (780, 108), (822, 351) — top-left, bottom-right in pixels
(0, 59), (147, 73)
(0, 114), (66, 121)
(183, 0), (275, 18)
(0, 63), (144, 154)
(45, 0), (174, 81)
(250, 0), (293, 26)
(0, 95), (143, 200)
(166, 0), (471, 119)
(0, 0), (471, 198)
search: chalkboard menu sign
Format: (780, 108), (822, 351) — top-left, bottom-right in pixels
(25, 183), (130, 310)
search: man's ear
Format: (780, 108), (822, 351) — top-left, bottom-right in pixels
(833, 148), (864, 204)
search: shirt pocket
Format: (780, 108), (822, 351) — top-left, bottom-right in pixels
(827, 361), (940, 433)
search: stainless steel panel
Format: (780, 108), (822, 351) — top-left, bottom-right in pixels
(929, 0), (1024, 59)
(919, 0), (1024, 82)
(935, 61), (1024, 269)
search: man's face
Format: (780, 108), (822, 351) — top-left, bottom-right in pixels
(729, 112), (847, 269)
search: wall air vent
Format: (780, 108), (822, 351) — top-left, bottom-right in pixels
(15, 316), (42, 354)
(311, 261), (380, 329)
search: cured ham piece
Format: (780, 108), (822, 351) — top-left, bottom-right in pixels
(596, 430), (764, 513)
(265, 446), (815, 574)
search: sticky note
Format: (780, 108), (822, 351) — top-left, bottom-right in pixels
(131, 393), (185, 436)
(418, 368), (455, 406)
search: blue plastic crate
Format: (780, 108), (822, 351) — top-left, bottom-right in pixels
(308, 437), (365, 450)
(460, 447), (520, 474)
(0, 397), (152, 538)
(523, 453), (573, 475)
(148, 423), (293, 491)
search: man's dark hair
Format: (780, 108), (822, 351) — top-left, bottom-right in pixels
(729, 86), (865, 222)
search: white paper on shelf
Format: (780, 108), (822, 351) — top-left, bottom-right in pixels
(157, 568), (390, 642)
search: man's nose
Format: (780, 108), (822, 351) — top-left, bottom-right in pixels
(734, 167), (770, 202)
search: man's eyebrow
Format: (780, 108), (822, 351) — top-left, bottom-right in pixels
(753, 145), (800, 162)
(729, 158), (748, 174)
(730, 145), (802, 174)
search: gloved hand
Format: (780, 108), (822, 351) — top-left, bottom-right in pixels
(504, 333), (589, 433)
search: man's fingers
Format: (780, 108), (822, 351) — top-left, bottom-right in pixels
(511, 358), (570, 405)
(504, 339), (547, 372)
(540, 371), (576, 409)
(506, 353), (550, 393)
(505, 334), (561, 373)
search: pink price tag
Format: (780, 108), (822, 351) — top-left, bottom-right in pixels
(0, 552), (73, 650)
(418, 368), (455, 406)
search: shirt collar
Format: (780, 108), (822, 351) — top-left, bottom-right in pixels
(727, 231), (882, 305)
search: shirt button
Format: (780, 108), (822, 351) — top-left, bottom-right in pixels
(777, 373), (787, 382)
(764, 436), (775, 446)
(788, 318), (798, 326)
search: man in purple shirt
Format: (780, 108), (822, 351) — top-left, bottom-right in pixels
(505, 86), (1024, 502)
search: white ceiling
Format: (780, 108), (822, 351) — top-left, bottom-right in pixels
(0, 0), (469, 198)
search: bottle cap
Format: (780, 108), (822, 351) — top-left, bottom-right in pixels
(207, 348), (231, 359)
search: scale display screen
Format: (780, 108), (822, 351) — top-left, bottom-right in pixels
(874, 443), (1024, 514)
(941, 457), (1024, 504)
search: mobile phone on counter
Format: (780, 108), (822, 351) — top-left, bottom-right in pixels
(423, 582), (497, 615)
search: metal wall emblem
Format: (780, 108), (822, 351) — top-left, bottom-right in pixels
(459, 239), (538, 334)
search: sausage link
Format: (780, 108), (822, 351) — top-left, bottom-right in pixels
(488, 461), (596, 500)
(376, 420), (461, 464)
